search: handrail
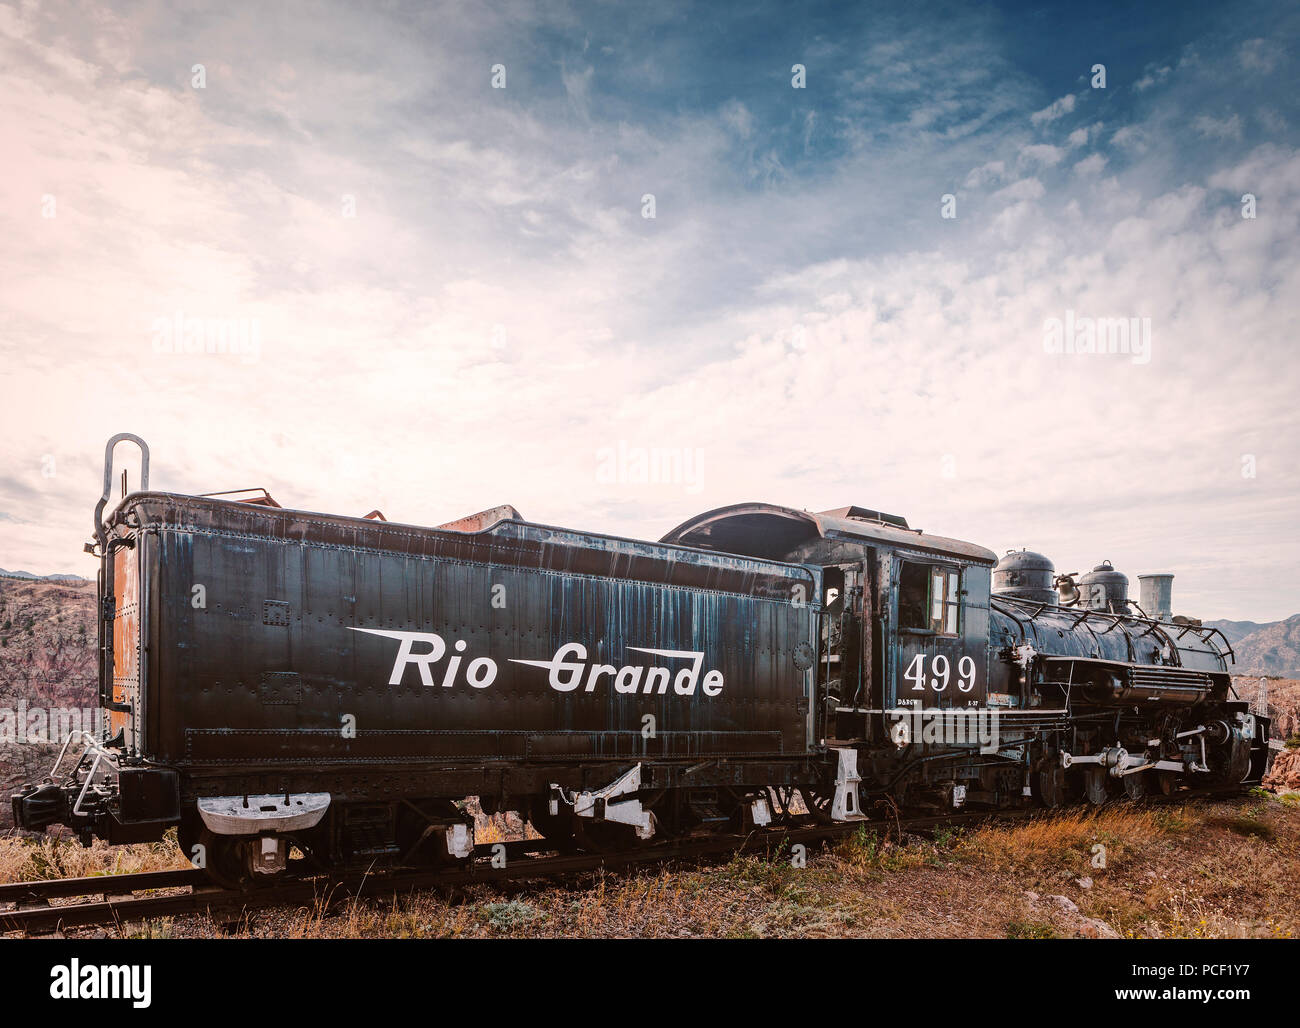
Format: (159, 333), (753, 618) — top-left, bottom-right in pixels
(47, 729), (98, 781)
(92, 433), (150, 550)
(991, 594), (1236, 665)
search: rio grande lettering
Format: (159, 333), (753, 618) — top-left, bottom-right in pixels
(511, 644), (724, 696)
(349, 629), (724, 696)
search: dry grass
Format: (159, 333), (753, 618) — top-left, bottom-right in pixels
(3, 796), (1297, 940)
(958, 805), (1172, 873)
(0, 829), (188, 884)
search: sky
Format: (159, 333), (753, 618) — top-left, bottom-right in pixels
(0, 0), (1297, 621)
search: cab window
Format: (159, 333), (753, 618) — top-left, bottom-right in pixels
(899, 561), (960, 635)
(930, 567), (960, 634)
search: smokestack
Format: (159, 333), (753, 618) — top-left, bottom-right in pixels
(1137, 573), (1174, 620)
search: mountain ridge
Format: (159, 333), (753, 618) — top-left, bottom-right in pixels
(0, 568), (89, 583)
(1204, 618), (1275, 645)
(1226, 614), (1300, 680)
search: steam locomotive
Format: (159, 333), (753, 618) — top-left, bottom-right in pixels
(12, 435), (1270, 884)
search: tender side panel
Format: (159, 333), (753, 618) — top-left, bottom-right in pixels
(134, 495), (816, 767)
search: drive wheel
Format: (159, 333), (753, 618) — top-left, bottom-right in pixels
(1085, 768), (1111, 806)
(1122, 772), (1147, 801)
(1157, 770), (1179, 796)
(1037, 765), (1067, 808)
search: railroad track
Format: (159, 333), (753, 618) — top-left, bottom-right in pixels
(0, 787), (1252, 935)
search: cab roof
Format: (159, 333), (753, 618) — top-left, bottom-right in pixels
(661, 502), (997, 565)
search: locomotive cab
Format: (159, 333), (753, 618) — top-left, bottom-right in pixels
(662, 501), (998, 740)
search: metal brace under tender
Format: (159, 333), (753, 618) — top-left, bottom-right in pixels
(565, 764), (656, 840)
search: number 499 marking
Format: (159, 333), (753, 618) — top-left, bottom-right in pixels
(905, 653), (977, 692)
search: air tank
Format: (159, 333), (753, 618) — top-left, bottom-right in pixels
(1080, 560), (1129, 613)
(992, 549), (1056, 605)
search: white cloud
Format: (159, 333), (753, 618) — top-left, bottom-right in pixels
(1111, 124), (1146, 150)
(1238, 38), (1282, 74)
(1072, 152), (1108, 177)
(963, 160), (1006, 189)
(1193, 114), (1243, 140)
(719, 99), (755, 138)
(560, 60), (595, 121)
(1019, 143), (1064, 168)
(1030, 92), (1076, 126)
(1134, 65), (1171, 91)
(990, 176), (1046, 203)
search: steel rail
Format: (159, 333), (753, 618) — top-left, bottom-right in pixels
(0, 867), (207, 905)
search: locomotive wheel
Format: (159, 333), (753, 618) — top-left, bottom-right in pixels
(1122, 772), (1147, 801)
(1157, 770), (1179, 796)
(1084, 768), (1110, 806)
(1037, 765), (1067, 808)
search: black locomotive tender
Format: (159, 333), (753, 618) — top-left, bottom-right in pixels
(13, 436), (1270, 883)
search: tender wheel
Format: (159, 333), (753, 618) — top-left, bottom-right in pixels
(526, 798), (578, 853)
(196, 828), (252, 890)
(573, 815), (656, 854)
(396, 799), (472, 867)
(176, 817), (203, 868)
